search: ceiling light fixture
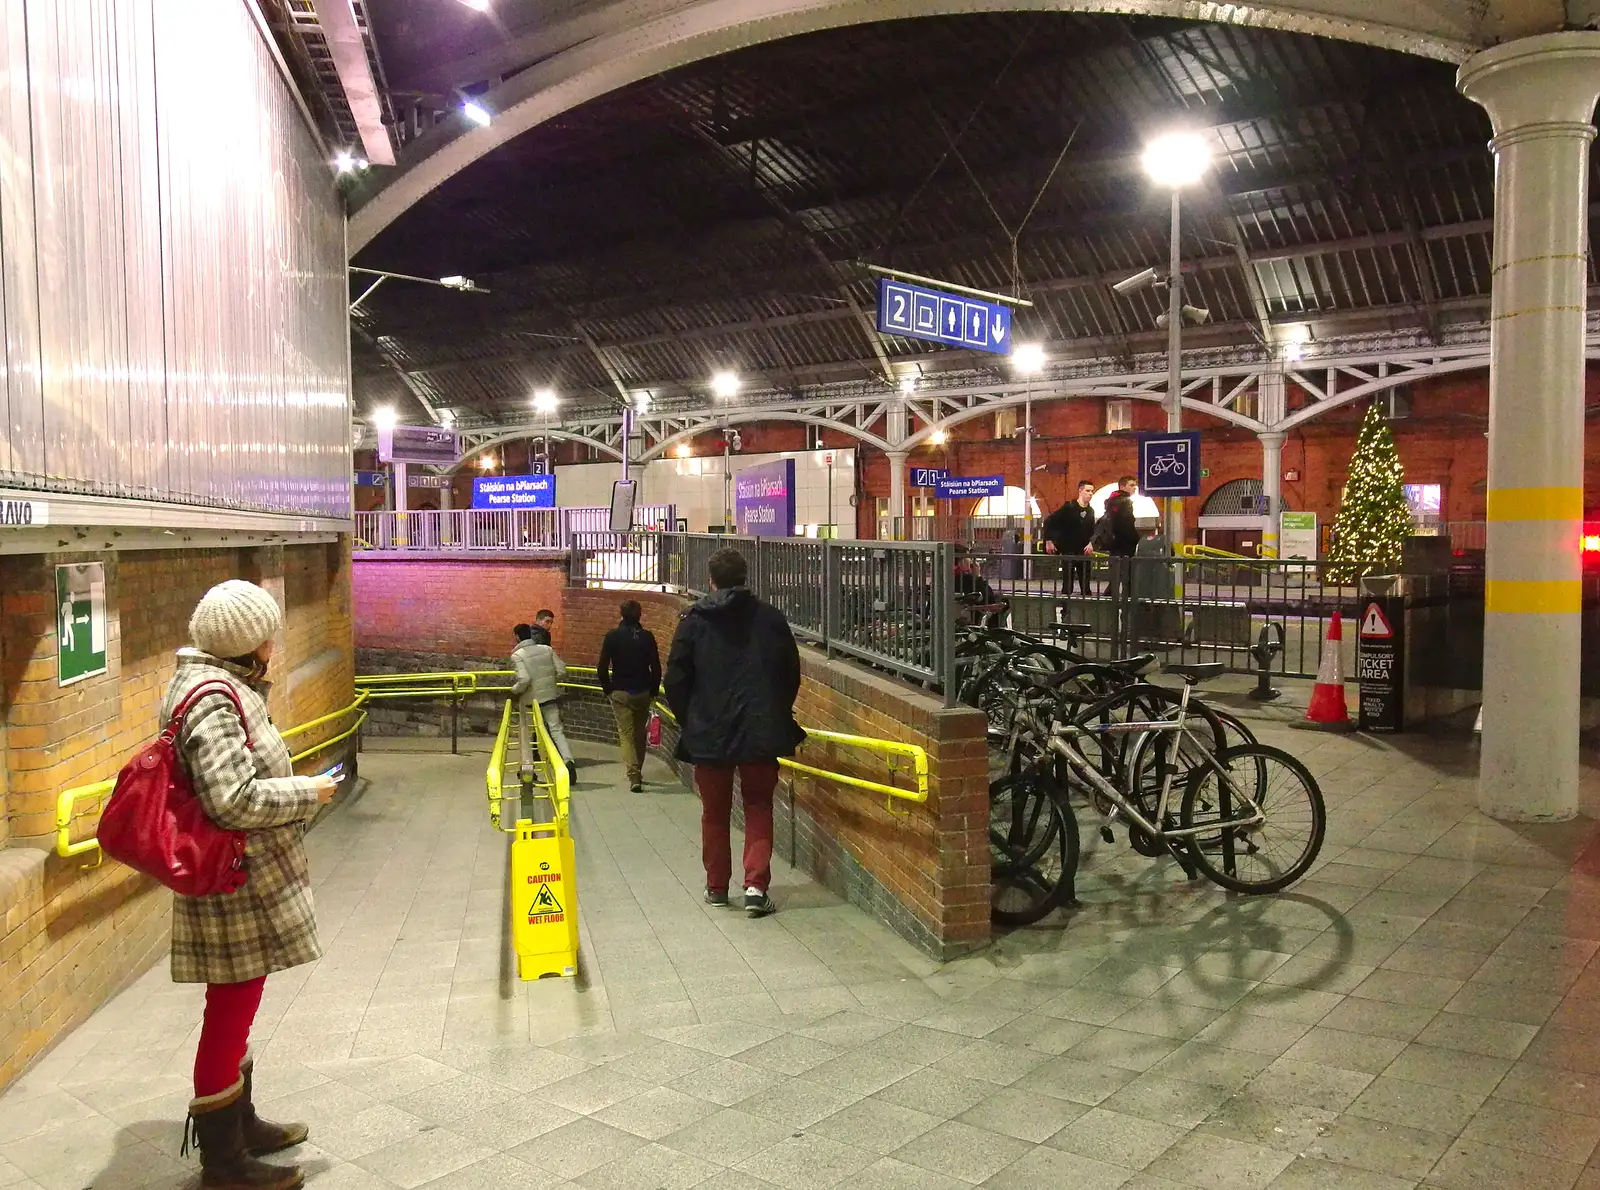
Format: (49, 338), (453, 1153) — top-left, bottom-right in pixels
(711, 371), (741, 399)
(898, 375), (918, 395)
(930, 429), (948, 446)
(371, 407), (398, 432)
(462, 101), (492, 127)
(479, 454), (497, 471)
(674, 443), (693, 458)
(458, 0), (490, 9)
(533, 388), (559, 415)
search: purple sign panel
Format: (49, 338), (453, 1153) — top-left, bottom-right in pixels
(734, 458), (796, 537)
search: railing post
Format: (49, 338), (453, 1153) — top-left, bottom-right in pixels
(823, 542), (837, 658)
(936, 542), (956, 706)
(452, 693), (460, 755)
(752, 537), (764, 597)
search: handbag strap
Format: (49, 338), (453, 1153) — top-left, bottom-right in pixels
(165, 679), (255, 750)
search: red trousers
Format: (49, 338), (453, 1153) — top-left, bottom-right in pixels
(696, 763), (778, 895)
(194, 976), (266, 1097)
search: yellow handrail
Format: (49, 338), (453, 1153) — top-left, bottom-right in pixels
(56, 689), (370, 862)
(486, 698), (512, 825)
(528, 698), (572, 829)
(485, 696), (571, 832)
(1176, 543), (1252, 561)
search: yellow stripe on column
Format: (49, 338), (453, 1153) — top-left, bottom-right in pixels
(1485, 487), (1583, 521)
(1485, 580), (1583, 614)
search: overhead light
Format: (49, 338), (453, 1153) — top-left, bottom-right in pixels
(533, 388), (559, 415)
(674, 443), (693, 459)
(458, 0), (490, 9)
(438, 409), (455, 427)
(1283, 324), (1312, 361)
(632, 390), (652, 413)
(711, 371), (741, 399)
(1142, 131), (1212, 187)
(1012, 343), (1046, 375)
(371, 407), (398, 432)
(439, 275), (476, 290)
(479, 454), (496, 471)
(930, 429), (948, 446)
(1111, 267), (1160, 296)
(898, 375), (918, 395)
(334, 150), (366, 174)
(462, 101), (492, 127)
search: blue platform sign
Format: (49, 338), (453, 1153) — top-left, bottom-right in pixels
(876, 278), (1011, 355)
(354, 470), (388, 487)
(1139, 432), (1201, 497)
(473, 474), (556, 510)
(911, 467), (947, 489)
(935, 474), (1006, 500)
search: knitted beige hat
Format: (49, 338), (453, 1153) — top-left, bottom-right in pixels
(189, 580), (282, 659)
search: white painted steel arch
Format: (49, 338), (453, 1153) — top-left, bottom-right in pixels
(639, 410), (892, 461)
(449, 426), (624, 467)
(348, 0), (1503, 255)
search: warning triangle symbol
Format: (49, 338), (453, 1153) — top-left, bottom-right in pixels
(530, 883), (563, 915)
(1360, 603), (1393, 639)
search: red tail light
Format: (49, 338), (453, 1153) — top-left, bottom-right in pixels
(1584, 535), (1600, 554)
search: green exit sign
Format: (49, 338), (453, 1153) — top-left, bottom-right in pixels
(1200, 468), (1211, 478)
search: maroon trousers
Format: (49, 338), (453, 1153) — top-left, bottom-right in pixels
(696, 763), (778, 895)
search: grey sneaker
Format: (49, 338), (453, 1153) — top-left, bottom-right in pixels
(704, 889), (729, 907)
(744, 890), (776, 918)
(630, 783), (643, 793)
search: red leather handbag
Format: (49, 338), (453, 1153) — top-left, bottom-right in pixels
(98, 680), (252, 898)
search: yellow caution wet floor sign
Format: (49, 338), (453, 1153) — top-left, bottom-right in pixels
(511, 826), (578, 979)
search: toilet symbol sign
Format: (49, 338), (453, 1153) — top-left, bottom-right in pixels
(1359, 603), (1394, 639)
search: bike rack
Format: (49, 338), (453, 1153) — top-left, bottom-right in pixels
(1247, 623), (1285, 701)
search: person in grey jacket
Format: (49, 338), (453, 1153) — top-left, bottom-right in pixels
(165, 580), (338, 1190)
(511, 623), (576, 783)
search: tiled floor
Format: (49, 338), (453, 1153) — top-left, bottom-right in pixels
(8, 725), (1600, 1190)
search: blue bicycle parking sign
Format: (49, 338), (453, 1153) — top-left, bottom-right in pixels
(1138, 432), (1201, 497)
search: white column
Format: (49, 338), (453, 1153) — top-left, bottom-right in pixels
(887, 450), (907, 540)
(393, 462), (408, 513)
(1258, 432), (1285, 558)
(1459, 32), (1600, 822)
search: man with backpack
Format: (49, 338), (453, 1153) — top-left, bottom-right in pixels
(597, 600), (662, 793)
(1094, 475), (1143, 614)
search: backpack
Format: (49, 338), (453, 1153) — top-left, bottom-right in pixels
(97, 680), (251, 898)
(1090, 509), (1116, 552)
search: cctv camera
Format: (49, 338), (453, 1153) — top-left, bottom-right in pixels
(1111, 267), (1159, 297)
(1156, 305), (1211, 329)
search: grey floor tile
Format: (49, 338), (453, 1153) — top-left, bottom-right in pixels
(1425, 1137), (1585, 1190)
(891, 1119), (1031, 1184)
(980, 1145), (1136, 1190)
(1197, 1092), (1338, 1153)
(307, 1103), (428, 1161)
(593, 1086), (718, 1140)
(736, 1132), (876, 1189)
(737, 1077), (862, 1129)
(412, 1153), (564, 1190)
(846, 1156), (971, 1190)
(661, 1107), (795, 1166)
(1380, 1042), (1510, 1094)
(1345, 1075), (1489, 1135)
(983, 1014), (1101, 1057)
(444, 1098), (583, 1151)
(809, 1098), (941, 1156)
(667, 1058), (785, 1107)
(576, 1142), (721, 1190)
(1047, 1106), (1185, 1170)
(737, 1034), (843, 1077)
(1101, 1071), (1234, 1131)
(1263, 1156), (1418, 1189)
(1013, 1055), (1140, 1107)
(876, 1067), (1020, 1120)
(540, 1066), (652, 1115)
(507, 1117), (647, 1181)
(933, 1038), (1049, 1086)
(1145, 1132), (1297, 1190)
(1280, 1027), (1407, 1075)
(802, 1051), (922, 1096)
(1459, 1098), (1600, 1166)
(390, 1074), (510, 1126)
(1298, 1112), (1452, 1178)
(1066, 1028), (1182, 1073)
(354, 1128), (496, 1190)
(957, 1087), (1089, 1144)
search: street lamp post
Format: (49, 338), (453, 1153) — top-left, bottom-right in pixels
(1141, 132), (1211, 550)
(1011, 343), (1046, 556)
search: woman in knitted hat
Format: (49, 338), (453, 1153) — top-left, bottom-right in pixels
(164, 579), (337, 1190)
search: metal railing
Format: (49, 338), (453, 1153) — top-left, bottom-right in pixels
(55, 690), (371, 862)
(354, 504), (677, 553)
(485, 697), (572, 832)
(569, 531), (956, 699)
(562, 666), (928, 804)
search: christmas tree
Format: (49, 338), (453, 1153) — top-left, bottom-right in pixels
(1326, 402), (1412, 583)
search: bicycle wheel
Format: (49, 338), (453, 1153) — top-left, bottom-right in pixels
(1179, 744), (1325, 894)
(990, 770), (1079, 926)
(1211, 708), (1258, 749)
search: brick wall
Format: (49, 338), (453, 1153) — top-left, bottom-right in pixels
(352, 555), (570, 657)
(0, 541), (355, 1091)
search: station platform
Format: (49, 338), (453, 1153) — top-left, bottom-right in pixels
(6, 732), (1600, 1190)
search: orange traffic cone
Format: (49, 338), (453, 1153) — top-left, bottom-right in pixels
(1304, 612), (1353, 730)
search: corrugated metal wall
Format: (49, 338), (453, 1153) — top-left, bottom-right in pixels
(0, 0), (349, 520)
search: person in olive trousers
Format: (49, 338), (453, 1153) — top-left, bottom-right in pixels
(597, 600), (661, 792)
(664, 548), (805, 917)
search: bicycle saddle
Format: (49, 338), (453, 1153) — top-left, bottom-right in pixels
(1108, 653), (1156, 675)
(1162, 662), (1226, 683)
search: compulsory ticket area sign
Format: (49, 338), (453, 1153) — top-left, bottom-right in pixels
(935, 474), (1005, 500)
(473, 474), (556, 510)
(734, 458), (796, 537)
(1138, 432), (1201, 497)
(876, 278), (1011, 355)
(1357, 598), (1404, 732)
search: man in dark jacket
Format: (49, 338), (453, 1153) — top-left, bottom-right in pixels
(1041, 479), (1097, 596)
(1094, 476), (1143, 609)
(597, 600), (662, 793)
(664, 548), (805, 917)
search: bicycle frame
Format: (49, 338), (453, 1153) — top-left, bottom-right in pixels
(1045, 680), (1266, 843)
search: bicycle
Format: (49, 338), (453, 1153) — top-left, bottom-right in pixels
(1049, 661), (1325, 894)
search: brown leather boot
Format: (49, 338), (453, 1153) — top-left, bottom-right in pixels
(240, 1050), (309, 1156)
(184, 1079), (304, 1190)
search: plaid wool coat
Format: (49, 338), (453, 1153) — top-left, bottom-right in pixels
(161, 650), (324, 984)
